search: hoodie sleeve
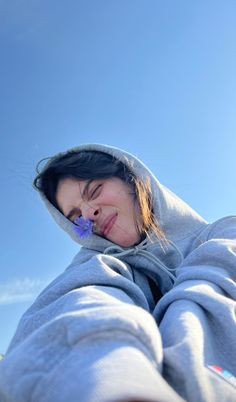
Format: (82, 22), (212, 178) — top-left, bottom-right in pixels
(0, 253), (184, 402)
(153, 216), (236, 402)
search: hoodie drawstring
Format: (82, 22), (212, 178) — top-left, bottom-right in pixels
(104, 239), (184, 283)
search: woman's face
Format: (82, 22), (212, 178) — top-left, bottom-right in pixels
(56, 177), (141, 247)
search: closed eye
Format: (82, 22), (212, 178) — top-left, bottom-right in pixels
(90, 184), (102, 199)
(66, 208), (82, 222)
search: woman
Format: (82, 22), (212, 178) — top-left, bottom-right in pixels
(0, 143), (235, 402)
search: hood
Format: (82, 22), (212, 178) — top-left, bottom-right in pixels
(39, 143), (207, 253)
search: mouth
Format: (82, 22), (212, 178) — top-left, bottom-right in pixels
(100, 213), (118, 237)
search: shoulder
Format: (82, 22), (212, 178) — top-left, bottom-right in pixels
(201, 215), (236, 241)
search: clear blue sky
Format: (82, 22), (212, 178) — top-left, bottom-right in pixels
(0, 0), (236, 354)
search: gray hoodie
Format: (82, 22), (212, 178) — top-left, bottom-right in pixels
(0, 144), (235, 402)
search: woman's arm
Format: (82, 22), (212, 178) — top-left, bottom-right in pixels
(153, 216), (236, 402)
(0, 253), (184, 402)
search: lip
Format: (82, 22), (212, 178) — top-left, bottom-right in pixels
(100, 213), (118, 237)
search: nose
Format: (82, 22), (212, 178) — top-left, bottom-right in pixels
(82, 202), (100, 221)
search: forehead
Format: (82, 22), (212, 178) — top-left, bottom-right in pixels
(56, 176), (131, 208)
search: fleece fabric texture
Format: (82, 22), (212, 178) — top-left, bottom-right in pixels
(0, 143), (235, 402)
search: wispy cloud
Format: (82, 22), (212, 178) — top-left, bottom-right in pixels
(0, 278), (49, 305)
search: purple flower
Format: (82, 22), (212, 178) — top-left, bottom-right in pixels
(73, 216), (93, 238)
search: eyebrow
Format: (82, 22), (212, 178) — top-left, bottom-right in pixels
(65, 179), (93, 220)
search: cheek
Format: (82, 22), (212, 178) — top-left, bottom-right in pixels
(119, 195), (134, 212)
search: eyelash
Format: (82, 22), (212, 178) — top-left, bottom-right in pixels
(90, 184), (102, 199)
